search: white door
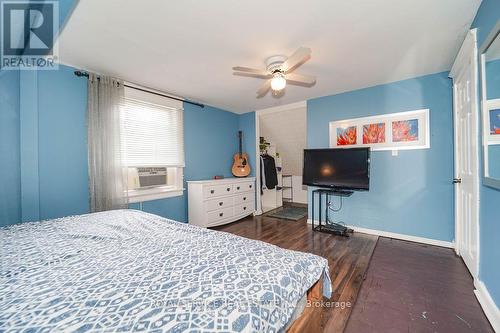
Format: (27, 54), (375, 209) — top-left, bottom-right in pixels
(450, 30), (479, 278)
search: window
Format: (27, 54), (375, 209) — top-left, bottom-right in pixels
(120, 87), (184, 203)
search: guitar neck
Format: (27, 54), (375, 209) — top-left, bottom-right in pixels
(238, 131), (243, 157)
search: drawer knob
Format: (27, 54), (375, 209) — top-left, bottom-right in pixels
(219, 212), (224, 217)
(219, 202), (223, 206)
(237, 186), (240, 190)
(243, 197), (246, 201)
(243, 206), (247, 210)
(226, 188), (230, 191)
(210, 190), (214, 194)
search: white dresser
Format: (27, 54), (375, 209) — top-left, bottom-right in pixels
(188, 177), (256, 227)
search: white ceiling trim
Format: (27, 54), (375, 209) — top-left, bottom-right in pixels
(256, 101), (307, 115)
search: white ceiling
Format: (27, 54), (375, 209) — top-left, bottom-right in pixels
(57, 0), (481, 113)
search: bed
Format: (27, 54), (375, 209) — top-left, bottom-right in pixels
(0, 210), (331, 332)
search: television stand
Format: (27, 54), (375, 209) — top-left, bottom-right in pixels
(311, 189), (354, 237)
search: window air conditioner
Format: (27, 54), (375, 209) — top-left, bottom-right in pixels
(128, 167), (168, 189)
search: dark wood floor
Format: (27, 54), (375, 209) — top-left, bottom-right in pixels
(214, 214), (378, 332)
(215, 214), (493, 333)
(345, 237), (493, 333)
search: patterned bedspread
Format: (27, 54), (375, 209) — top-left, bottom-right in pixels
(0, 210), (331, 332)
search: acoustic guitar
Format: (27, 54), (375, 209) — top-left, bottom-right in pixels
(232, 131), (251, 177)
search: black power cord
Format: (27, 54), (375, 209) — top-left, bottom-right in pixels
(327, 195), (343, 212)
(326, 195), (352, 233)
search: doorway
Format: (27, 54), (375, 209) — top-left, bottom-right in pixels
(255, 101), (307, 216)
(449, 29), (480, 279)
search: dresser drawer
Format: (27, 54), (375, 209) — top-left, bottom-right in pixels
(234, 202), (254, 216)
(207, 207), (234, 224)
(234, 193), (252, 205)
(188, 177), (256, 228)
(234, 181), (254, 193)
(203, 184), (233, 198)
(205, 197), (234, 212)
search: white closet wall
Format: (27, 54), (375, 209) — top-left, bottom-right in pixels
(259, 106), (308, 204)
(259, 107), (306, 176)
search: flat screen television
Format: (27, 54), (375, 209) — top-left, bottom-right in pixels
(302, 148), (370, 191)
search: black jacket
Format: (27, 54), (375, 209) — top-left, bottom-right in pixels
(260, 155), (278, 190)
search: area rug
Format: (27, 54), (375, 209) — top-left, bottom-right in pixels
(265, 206), (308, 221)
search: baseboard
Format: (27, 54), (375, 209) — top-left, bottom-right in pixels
(474, 280), (500, 332)
(306, 219), (454, 249)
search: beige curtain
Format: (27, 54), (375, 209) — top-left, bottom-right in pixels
(87, 74), (128, 212)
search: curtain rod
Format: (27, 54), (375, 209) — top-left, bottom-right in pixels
(74, 70), (205, 109)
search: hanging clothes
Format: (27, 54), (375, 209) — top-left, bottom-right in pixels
(260, 155), (278, 190)
(260, 156), (267, 192)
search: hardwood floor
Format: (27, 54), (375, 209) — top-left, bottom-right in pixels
(213, 214), (378, 332)
(344, 238), (493, 333)
(215, 214), (493, 333)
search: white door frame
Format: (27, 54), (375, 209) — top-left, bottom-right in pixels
(254, 101), (307, 215)
(449, 28), (480, 279)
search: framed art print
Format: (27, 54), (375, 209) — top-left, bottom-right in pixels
(484, 99), (500, 145)
(490, 108), (500, 136)
(329, 109), (430, 151)
(485, 100), (500, 145)
(363, 123), (386, 144)
(336, 126), (357, 146)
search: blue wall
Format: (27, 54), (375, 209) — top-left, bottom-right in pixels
(38, 66), (89, 220)
(0, 0), (81, 226)
(486, 59), (500, 100)
(471, 0), (500, 307)
(0, 70), (21, 226)
(307, 72), (454, 242)
(1, 66), (89, 225)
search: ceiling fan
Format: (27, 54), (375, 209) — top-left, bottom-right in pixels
(232, 47), (316, 98)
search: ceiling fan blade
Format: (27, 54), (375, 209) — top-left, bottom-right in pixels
(232, 66), (269, 76)
(256, 80), (271, 98)
(282, 47), (311, 73)
(286, 73), (316, 87)
(233, 71), (272, 79)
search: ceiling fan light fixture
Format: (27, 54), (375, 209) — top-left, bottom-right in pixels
(271, 72), (286, 91)
(233, 47), (313, 97)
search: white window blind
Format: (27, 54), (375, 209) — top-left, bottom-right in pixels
(120, 96), (184, 167)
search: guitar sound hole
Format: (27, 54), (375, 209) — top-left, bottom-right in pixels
(219, 202), (223, 206)
(219, 213), (223, 217)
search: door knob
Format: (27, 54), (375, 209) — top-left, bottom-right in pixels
(453, 178), (462, 184)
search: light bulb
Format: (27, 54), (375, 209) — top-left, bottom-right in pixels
(271, 73), (286, 91)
